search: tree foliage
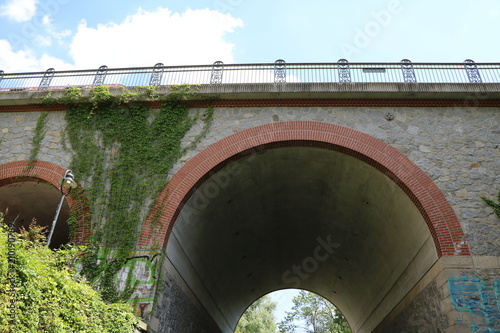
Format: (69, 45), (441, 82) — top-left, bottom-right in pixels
(278, 290), (351, 333)
(236, 295), (278, 333)
(0, 214), (138, 333)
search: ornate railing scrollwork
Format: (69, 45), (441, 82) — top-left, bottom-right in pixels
(210, 61), (224, 84)
(0, 61), (498, 89)
(274, 59), (286, 83)
(38, 68), (55, 90)
(400, 59), (417, 83)
(149, 63), (164, 86)
(337, 59), (351, 83)
(93, 65), (108, 86)
(464, 59), (482, 83)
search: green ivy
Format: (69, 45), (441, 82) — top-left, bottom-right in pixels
(482, 190), (500, 218)
(29, 112), (48, 162)
(181, 105), (214, 154)
(49, 85), (211, 303)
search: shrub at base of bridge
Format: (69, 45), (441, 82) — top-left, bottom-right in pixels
(0, 216), (139, 333)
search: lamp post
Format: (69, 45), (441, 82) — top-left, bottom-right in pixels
(46, 170), (77, 247)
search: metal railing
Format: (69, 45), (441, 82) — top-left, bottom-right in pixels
(0, 60), (499, 91)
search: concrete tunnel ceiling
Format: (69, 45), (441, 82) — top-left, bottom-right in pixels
(166, 145), (439, 333)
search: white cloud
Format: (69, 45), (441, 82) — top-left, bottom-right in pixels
(42, 14), (51, 25)
(0, 40), (39, 72)
(0, 0), (38, 23)
(0, 39), (73, 73)
(39, 54), (74, 70)
(34, 34), (52, 47)
(37, 14), (72, 47)
(69, 7), (244, 69)
(1, 7), (242, 77)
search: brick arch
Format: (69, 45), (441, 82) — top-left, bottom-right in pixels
(138, 121), (469, 257)
(0, 160), (90, 245)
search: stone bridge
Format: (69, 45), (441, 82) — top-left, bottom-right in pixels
(1, 62), (500, 332)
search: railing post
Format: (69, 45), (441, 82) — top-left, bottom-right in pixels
(149, 63), (164, 86)
(274, 59), (286, 83)
(337, 59), (351, 82)
(92, 65), (108, 86)
(400, 59), (417, 83)
(0, 70), (4, 85)
(210, 61), (224, 84)
(38, 68), (55, 90)
(464, 59), (482, 83)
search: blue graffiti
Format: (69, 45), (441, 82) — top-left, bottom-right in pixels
(449, 276), (500, 332)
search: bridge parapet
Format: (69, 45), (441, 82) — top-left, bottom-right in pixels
(2, 82), (500, 108)
(2, 60), (500, 106)
(0, 60), (499, 90)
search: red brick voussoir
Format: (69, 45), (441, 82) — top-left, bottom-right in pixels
(0, 160), (90, 245)
(138, 121), (469, 257)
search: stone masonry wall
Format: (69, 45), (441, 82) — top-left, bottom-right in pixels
(1, 105), (499, 254)
(0, 111), (71, 167)
(152, 270), (221, 333)
(379, 279), (449, 333)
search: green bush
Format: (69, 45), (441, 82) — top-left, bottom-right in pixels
(0, 216), (138, 333)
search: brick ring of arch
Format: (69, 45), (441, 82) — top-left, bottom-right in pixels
(140, 121), (468, 257)
(0, 160), (90, 246)
(141, 121), (471, 332)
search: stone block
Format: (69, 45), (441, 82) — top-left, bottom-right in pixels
(48, 130), (61, 138)
(16, 154), (27, 161)
(435, 270), (449, 290)
(442, 256), (473, 269)
(472, 255), (500, 269)
(444, 324), (473, 333)
(407, 125), (419, 135)
(455, 188), (468, 198)
(440, 298), (454, 313)
(148, 317), (160, 332)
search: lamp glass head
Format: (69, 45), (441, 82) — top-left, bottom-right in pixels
(60, 170), (77, 190)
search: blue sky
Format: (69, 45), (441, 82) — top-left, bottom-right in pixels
(1, 0), (499, 72)
(269, 289), (301, 325)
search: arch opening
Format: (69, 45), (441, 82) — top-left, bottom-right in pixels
(164, 144), (439, 333)
(0, 180), (70, 248)
(235, 288), (351, 333)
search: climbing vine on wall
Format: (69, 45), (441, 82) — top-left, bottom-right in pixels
(29, 112), (48, 163)
(482, 190), (500, 218)
(47, 85), (213, 302)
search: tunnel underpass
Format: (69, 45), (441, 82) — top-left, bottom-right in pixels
(163, 143), (438, 333)
(0, 180), (70, 248)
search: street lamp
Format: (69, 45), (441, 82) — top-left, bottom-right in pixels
(46, 170), (77, 247)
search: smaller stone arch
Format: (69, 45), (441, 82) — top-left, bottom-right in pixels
(0, 160), (90, 246)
